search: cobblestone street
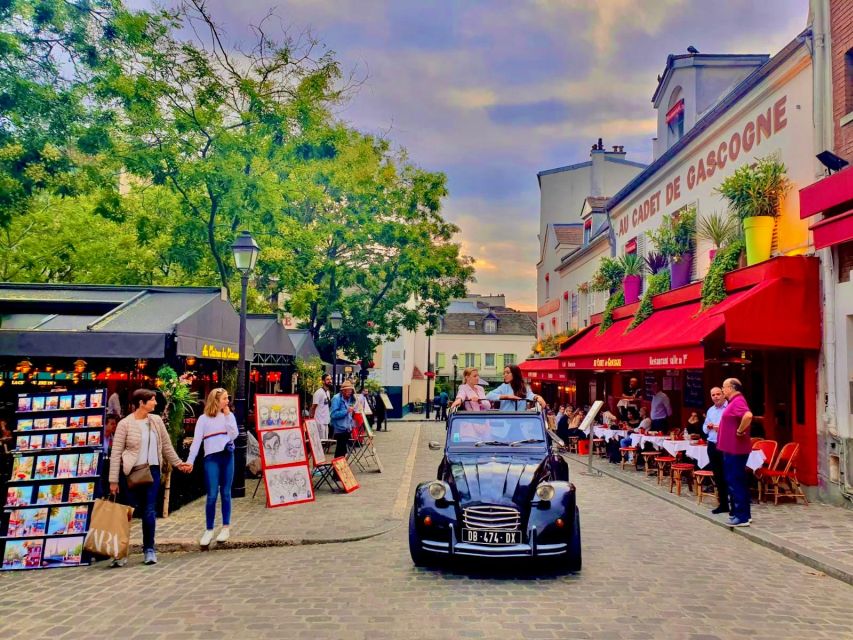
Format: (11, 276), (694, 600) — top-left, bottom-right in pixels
(2, 420), (853, 640)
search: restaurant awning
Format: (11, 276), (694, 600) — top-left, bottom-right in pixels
(519, 357), (569, 381)
(558, 256), (820, 370)
(799, 166), (853, 249)
(248, 315), (296, 365)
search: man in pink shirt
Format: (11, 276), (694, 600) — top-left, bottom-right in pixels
(717, 378), (754, 527)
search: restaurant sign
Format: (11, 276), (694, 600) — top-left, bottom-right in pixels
(559, 346), (704, 371)
(200, 343), (239, 360)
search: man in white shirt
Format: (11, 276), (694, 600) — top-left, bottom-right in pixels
(650, 383), (672, 432)
(702, 387), (729, 514)
(310, 374), (333, 439)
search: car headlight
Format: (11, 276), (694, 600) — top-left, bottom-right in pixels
(536, 483), (555, 501)
(428, 481), (447, 500)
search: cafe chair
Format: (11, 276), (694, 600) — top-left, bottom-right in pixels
(694, 470), (716, 504)
(619, 446), (639, 471)
(567, 436), (579, 454)
(655, 455), (677, 485)
(670, 462), (695, 496)
(751, 439), (778, 498)
(759, 442), (807, 505)
(592, 438), (606, 457)
(642, 451), (661, 477)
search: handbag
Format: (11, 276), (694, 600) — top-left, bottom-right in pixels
(126, 418), (155, 488)
(84, 496), (134, 559)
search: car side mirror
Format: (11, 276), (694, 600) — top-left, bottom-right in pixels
(428, 441), (441, 450)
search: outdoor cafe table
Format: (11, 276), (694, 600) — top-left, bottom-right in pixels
(629, 433), (666, 449)
(593, 427), (628, 440)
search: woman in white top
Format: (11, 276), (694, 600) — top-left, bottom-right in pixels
(450, 367), (491, 411)
(486, 365), (547, 411)
(186, 388), (239, 547)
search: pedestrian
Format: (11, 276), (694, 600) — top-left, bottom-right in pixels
(185, 388), (239, 548)
(109, 388), (191, 566)
(373, 389), (388, 432)
(101, 413), (119, 496)
(450, 367), (491, 411)
(330, 379), (356, 458)
(356, 387), (372, 430)
(649, 382), (672, 432)
(309, 373), (333, 439)
(438, 389), (449, 421)
(107, 391), (122, 418)
(486, 365), (546, 411)
(0, 417), (12, 478)
(717, 378), (754, 527)
(702, 386), (729, 515)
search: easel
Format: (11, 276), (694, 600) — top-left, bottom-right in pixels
(347, 410), (383, 473)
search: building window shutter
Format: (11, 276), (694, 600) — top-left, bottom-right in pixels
(436, 352), (445, 370)
(496, 353), (504, 371)
(475, 353), (482, 368)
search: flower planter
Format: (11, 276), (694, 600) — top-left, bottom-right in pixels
(743, 216), (775, 265)
(622, 275), (642, 304)
(669, 252), (693, 289)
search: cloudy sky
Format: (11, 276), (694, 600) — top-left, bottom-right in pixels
(137, 0), (808, 309)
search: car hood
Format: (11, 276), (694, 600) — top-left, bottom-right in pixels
(444, 452), (544, 507)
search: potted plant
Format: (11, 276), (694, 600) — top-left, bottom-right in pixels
(644, 252), (667, 275)
(716, 155), (791, 265)
(697, 211), (738, 261)
(617, 253), (645, 304)
(590, 256), (625, 294)
(647, 206), (696, 289)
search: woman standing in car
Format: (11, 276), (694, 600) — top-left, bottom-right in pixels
(487, 365), (547, 411)
(450, 367), (491, 411)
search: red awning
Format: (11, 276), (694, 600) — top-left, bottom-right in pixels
(558, 274), (820, 370)
(810, 209), (853, 250)
(519, 357), (568, 381)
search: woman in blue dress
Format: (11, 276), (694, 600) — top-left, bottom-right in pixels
(486, 365), (547, 411)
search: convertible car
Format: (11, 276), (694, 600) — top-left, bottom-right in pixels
(409, 409), (581, 572)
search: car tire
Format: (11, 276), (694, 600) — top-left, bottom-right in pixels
(409, 505), (430, 567)
(564, 507), (582, 573)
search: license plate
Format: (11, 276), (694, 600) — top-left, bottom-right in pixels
(461, 528), (520, 545)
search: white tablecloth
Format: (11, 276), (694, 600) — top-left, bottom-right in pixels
(686, 444), (710, 469)
(629, 434), (667, 450)
(660, 440), (690, 457)
(746, 449), (766, 471)
(592, 427), (628, 440)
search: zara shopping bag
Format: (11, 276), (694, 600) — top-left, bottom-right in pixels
(84, 497), (134, 559)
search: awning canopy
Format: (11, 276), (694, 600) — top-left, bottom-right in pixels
(558, 256), (820, 370)
(519, 357), (569, 381)
(248, 315), (296, 365)
(810, 209), (853, 250)
(799, 168), (853, 250)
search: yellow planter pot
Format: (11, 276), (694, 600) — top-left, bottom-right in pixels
(742, 216), (775, 265)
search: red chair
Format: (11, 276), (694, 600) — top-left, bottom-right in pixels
(670, 463), (694, 496)
(759, 442), (808, 505)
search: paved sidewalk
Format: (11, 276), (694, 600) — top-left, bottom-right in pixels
(129, 421), (430, 552)
(570, 452), (853, 585)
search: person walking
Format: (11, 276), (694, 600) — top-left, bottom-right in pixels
(373, 389), (388, 431)
(309, 374), (333, 439)
(186, 388), (239, 548)
(486, 365), (546, 411)
(109, 389), (190, 566)
(438, 389), (449, 421)
(649, 382), (672, 432)
(330, 380), (356, 458)
(701, 387), (729, 514)
(717, 378), (754, 527)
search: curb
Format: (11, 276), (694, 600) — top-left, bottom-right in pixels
(568, 454), (853, 587)
(129, 520), (403, 554)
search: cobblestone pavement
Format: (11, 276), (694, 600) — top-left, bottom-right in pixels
(2, 421), (853, 640)
(571, 451), (853, 583)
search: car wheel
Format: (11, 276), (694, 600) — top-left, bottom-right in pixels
(408, 505), (430, 567)
(564, 507), (582, 573)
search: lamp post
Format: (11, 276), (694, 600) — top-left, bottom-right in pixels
(452, 353), (459, 398)
(425, 330), (432, 420)
(231, 230), (260, 499)
(329, 310), (343, 393)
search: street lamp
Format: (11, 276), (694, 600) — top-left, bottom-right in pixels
(329, 310), (343, 392)
(451, 353), (459, 398)
(425, 328), (433, 420)
(231, 230), (260, 499)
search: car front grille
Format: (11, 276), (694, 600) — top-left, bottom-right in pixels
(462, 505), (521, 530)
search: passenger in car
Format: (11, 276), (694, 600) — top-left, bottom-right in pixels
(450, 367), (491, 411)
(486, 365), (547, 411)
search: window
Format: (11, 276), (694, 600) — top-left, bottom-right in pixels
(545, 275), (550, 300)
(570, 292), (579, 330)
(485, 353), (495, 368)
(484, 318), (497, 334)
(586, 290), (596, 319)
(436, 352), (445, 371)
(468, 320), (476, 328)
(666, 88), (684, 147)
(846, 48), (853, 114)
(465, 352), (476, 367)
(503, 353), (516, 366)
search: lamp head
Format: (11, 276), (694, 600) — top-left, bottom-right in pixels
(232, 231), (260, 274)
(329, 310), (343, 330)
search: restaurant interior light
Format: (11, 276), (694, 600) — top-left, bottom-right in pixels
(232, 230), (260, 274)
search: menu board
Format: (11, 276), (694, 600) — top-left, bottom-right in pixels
(643, 373), (657, 401)
(2, 389), (105, 571)
(683, 370), (705, 408)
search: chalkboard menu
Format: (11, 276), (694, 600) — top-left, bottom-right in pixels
(684, 370), (705, 408)
(643, 373), (656, 401)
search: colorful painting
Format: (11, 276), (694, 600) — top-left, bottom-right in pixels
(29, 435), (43, 450)
(331, 457), (360, 493)
(2, 539), (43, 570)
(31, 396), (45, 411)
(263, 464), (315, 508)
(68, 482), (95, 503)
(86, 414), (103, 428)
(304, 419), (326, 465)
(255, 394), (301, 431)
(59, 395), (73, 410)
(68, 415), (85, 428)
(6, 486), (32, 508)
(45, 396), (59, 410)
(87, 431), (102, 447)
(89, 391), (103, 408)
(57, 454), (79, 478)
(73, 394), (88, 409)
(43, 433), (58, 449)
(58, 433), (72, 448)
(17, 396), (32, 412)
(42, 536), (85, 567)
(7, 508), (48, 537)
(35, 483), (64, 505)
(11, 456), (34, 481)
(33, 418), (50, 430)
(16, 435), (29, 451)
(73, 431), (87, 447)
(77, 453), (97, 476)
(51, 416), (68, 429)
(34, 455), (57, 479)
(260, 428), (306, 468)
(47, 505), (88, 535)
(16, 419), (33, 431)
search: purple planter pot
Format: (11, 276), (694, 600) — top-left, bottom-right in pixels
(669, 253), (693, 289)
(623, 275), (642, 304)
(709, 248), (717, 262)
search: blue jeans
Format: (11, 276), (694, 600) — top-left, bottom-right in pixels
(204, 449), (234, 530)
(126, 464), (161, 552)
(723, 452), (751, 521)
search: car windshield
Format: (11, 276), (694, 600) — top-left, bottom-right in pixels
(448, 416), (545, 447)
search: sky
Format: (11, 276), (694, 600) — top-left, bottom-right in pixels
(136, 0), (809, 309)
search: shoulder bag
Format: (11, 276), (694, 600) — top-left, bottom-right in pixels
(126, 418), (155, 489)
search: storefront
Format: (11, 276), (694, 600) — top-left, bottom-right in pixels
(557, 256), (820, 484)
(519, 357), (574, 407)
(248, 314), (297, 397)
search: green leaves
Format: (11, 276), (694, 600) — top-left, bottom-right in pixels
(716, 155), (791, 220)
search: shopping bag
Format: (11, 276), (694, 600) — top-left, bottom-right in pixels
(84, 497), (134, 559)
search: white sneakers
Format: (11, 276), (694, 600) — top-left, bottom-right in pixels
(200, 527), (230, 547)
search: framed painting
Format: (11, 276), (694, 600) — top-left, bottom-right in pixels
(259, 427), (306, 468)
(331, 457), (360, 493)
(303, 419), (326, 465)
(255, 394), (301, 432)
(263, 464), (315, 508)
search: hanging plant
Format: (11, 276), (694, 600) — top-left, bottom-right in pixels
(598, 290), (624, 335)
(700, 238), (745, 309)
(628, 269), (670, 330)
(577, 282), (590, 294)
(590, 256), (625, 293)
